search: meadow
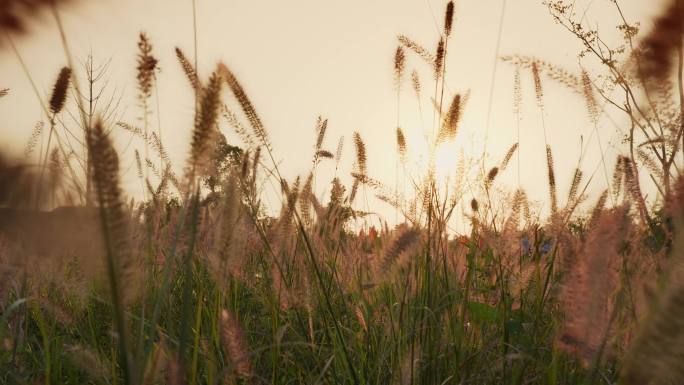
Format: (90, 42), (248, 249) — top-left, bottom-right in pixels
(1, 0), (684, 384)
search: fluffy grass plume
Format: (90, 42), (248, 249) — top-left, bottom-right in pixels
(434, 37), (445, 79)
(546, 144), (558, 215)
(175, 47), (202, 92)
(438, 93), (462, 142)
(531, 61), (544, 107)
(49, 66), (71, 115)
(219, 63), (272, 151)
(502, 55), (581, 93)
(499, 142), (519, 172)
(398, 35), (435, 64)
(86, 118), (135, 382)
(513, 67), (522, 115)
(486, 167), (499, 186)
(353, 131), (367, 176)
(394, 46), (406, 87)
(220, 309), (253, 380)
(136, 32), (158, 100)
(0, 0), (76, 35)
(444, 1), (455, 37)
(87, 119), (134, 302)
(380, 226), (420, 270)
(134, 149), (143, 179)
(411, 70), (421, 99)
(557, 206), (629, 364)
(567, 167), (583, 203)
(470, 197), (479, 212)
(313, 115), (328, 164)
(636, 0), (684, 84)
(334, 135), (345, 168)
(24, 120), (43, 159)
(622, 178), (684, 384)
(189, 69), (222, 174)
(396, 127), (407, 162)
(580, 70), (599, 125)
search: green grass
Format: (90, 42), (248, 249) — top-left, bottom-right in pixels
(0, 207), (638, 384)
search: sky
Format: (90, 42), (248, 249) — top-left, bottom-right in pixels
(0, 0), (667, 231)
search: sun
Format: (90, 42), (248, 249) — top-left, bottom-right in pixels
(433, 139), (462, 181)
(400, 126), (463, 184)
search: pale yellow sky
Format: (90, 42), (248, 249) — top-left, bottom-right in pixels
(0, 0), (667, 229)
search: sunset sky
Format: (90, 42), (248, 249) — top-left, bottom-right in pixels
(0, 0), (666, 230)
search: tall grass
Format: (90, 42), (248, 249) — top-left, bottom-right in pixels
(2, 1), (684, 384)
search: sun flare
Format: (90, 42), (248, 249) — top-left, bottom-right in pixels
(399, 122), (468, 185)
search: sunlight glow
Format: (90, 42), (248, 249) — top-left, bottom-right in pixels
(433, 139), (461, 181)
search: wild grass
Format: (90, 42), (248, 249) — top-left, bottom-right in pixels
(2, 0), (684, 384)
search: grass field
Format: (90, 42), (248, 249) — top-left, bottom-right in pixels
(2, 0), (684, 384)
